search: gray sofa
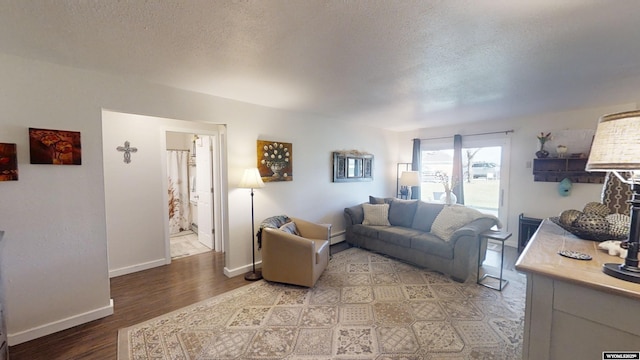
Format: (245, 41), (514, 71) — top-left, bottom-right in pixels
(344, 197), (499, 282)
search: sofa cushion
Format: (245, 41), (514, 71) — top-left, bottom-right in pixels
(351, 224), (384, 238)
(411, 202), (445, 232)
(377, 226), (424, 248)
(388, 199), (419, 227)
(369, 196), (394, 204)
(362, 203), (391, 226)
(410, 233), (454, 259)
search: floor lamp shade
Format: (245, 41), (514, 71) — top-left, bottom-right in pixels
(586, 110), (640, 283)
(238, 168), (264, 281)
(238, 168), (265, 189)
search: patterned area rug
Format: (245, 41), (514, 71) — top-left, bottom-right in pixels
(118, 247), (526, 359)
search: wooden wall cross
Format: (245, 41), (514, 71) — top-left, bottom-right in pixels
(116, 141), (138, 164)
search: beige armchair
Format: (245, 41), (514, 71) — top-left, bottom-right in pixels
(261, 217), (331, 287)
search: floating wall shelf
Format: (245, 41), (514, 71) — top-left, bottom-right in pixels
(532, 158), (605, 183)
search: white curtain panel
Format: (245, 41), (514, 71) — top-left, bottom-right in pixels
(167, 150), (191, 235)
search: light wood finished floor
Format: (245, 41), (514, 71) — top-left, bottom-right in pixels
(8, 242), (520, 359)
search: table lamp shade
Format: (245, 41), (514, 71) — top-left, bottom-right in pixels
(586, 110), (640, 284)
(238, 168), (265, 189)
(586, 110), (640, 172)
(399, 171), (420, 187)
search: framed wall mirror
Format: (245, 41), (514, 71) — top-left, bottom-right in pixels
(333, 151), (373, 182)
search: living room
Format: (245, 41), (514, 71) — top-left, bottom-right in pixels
(1, 1), (640, 358)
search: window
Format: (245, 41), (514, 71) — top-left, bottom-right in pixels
(420, 135), (511, 227)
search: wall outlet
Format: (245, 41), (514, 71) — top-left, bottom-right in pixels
(526, 160), (532, 168)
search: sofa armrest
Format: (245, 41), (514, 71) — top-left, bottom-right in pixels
(449, 218), (498, 244)
(344, 204), (365, 226)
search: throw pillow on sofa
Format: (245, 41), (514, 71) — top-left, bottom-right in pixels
(431, 205), (499, 241)
(362, 203), (391, 226)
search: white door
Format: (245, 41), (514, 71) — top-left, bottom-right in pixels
(196, 136), (214, 249)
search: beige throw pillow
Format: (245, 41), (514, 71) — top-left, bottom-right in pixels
(362, 203), (391, 226)
(431, 205), (499, 241)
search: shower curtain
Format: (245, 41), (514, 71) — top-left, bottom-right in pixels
(167, 150), (191, 235)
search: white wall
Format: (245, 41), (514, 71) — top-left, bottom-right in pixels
(0, 53), (398, 344)
(401, 102), (638, 246)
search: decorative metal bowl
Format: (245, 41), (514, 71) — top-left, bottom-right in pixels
(549, 217), (627, 242)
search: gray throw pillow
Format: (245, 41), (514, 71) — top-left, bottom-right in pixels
(411, 201), (445, 232)
(369, 196), (393, 205)
(388, 199), (419, 227)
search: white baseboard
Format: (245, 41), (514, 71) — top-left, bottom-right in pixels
(330, 231), (346, 245)
(224, 260), (262, 278)
(109, 258), (169, 278)
(8, 299), (114, 346)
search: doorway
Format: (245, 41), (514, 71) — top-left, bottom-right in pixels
(103, 110), (228, 277)
(166, 131), (224, 260)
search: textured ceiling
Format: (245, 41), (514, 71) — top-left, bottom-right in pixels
(1, 0), (640, 131)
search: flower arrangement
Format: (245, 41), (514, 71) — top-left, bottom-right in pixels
(435, 172), (459, 204)
(260, 142), (290, 178)
(536, 132), (552, 158)
(537, 132), (552, 148)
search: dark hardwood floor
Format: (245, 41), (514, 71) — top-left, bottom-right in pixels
(9, 250), (248, 360)
(8, 241), (519, 359)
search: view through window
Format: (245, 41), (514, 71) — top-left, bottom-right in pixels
(421, 146), (502, 217)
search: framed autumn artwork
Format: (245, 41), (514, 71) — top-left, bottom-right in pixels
(257, 140), (292, 182)
(29, 128), (82, 165)
(0, 143), (18, 181)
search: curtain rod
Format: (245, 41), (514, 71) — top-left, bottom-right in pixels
(417, 129), (514, 141)
(166, 149), (191, 152)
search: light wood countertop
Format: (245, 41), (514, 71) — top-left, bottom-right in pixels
(515, 219), (640, 300)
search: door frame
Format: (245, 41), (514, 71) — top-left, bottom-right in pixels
(161, 125), (227, 263)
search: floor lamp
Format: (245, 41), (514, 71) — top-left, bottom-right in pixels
(238, 168), (265, 281)
(586, 110), (640, 283)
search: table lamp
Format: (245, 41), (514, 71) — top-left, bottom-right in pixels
(238, 168), (265, 281)
(399, 171), (420, 199)
(586, 110), (640, 283)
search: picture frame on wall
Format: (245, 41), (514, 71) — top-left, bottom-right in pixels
(0, 143), (18, 181)
(257, 140), (293, 182)
(29, 128), (82, 165)
(333, 151), (373, 182)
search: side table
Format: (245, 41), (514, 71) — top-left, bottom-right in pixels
(478, 230), (512, 291)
